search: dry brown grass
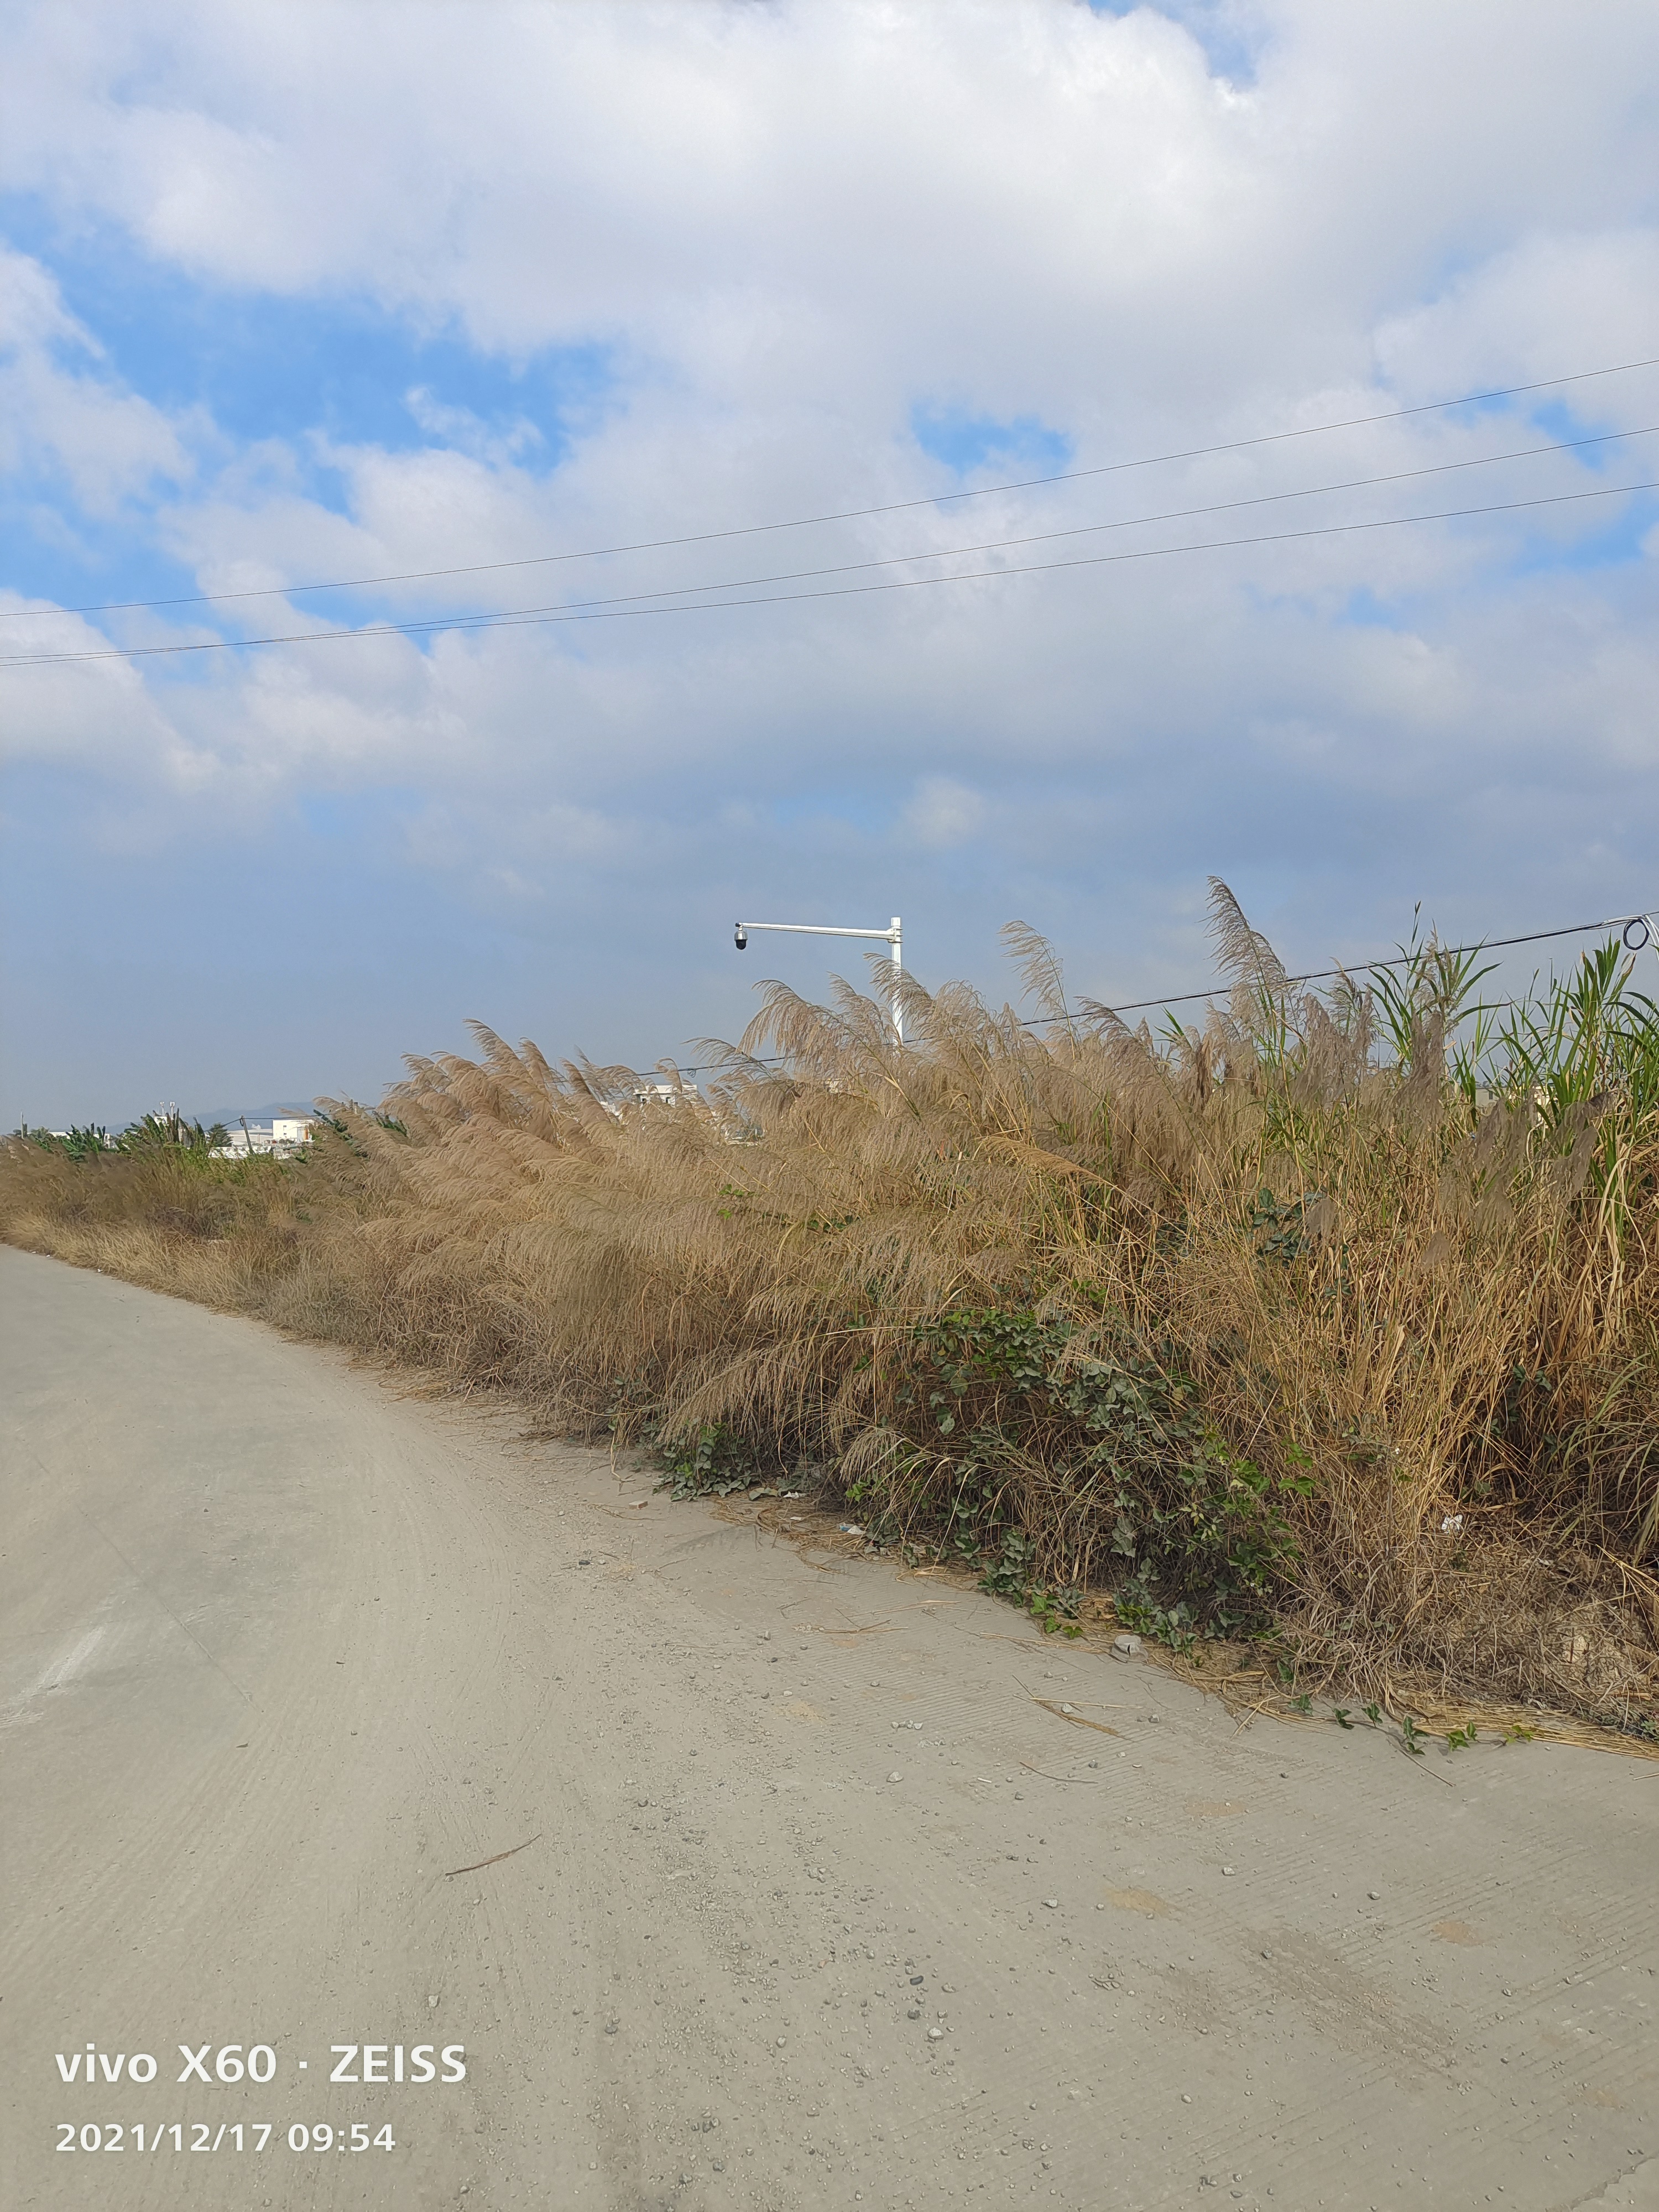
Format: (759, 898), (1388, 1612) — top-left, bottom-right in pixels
(6, 890), (1657, 1730)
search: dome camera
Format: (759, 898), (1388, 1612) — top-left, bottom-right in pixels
(734, 924), (748, 951)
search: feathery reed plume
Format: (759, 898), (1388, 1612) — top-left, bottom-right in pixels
(5, 891), (1657, 1723)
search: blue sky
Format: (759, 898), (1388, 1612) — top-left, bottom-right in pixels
(2, 0), (1657, 1126)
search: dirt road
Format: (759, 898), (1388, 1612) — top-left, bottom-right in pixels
(2, 1246), (1655, 2211)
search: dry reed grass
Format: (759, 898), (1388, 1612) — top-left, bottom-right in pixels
(5, 885), (1657, 1729)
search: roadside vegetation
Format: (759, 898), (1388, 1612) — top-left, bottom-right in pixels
(19, 1109), (231, 1158)
(5, 883), (1657, 1731)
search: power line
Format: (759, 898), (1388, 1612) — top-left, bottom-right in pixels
(115, 420), (1659, 632)
(7, 473), (1654, 669)
(1041, 910), (1657, 1025)
(297, 420), (1659, 620)
(7, 351), (1657, 624)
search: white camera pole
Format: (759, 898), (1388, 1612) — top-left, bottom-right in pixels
(734, 916), (904, 1042)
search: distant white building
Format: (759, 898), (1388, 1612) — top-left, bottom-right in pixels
(631, 1083), (699, 1108)
(212, 1116), (315, 1159)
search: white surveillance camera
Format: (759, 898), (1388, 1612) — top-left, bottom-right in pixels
(734, 924), (748, 951)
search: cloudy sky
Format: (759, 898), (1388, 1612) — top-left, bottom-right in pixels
(2, 0), (1657, 1125)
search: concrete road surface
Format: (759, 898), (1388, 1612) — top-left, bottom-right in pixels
(2, 1245), (1655, 2211)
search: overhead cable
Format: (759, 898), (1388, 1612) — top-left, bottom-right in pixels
(6, 473), (1654, 669)
(6, 351), (1657, 623)
(1033, 910), (1658, 1025)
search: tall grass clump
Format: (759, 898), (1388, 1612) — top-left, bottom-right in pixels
(4, 883), (1657, 1719)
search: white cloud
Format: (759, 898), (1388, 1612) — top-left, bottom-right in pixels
(904, 775), (989, 849)
(2, 0), (1658, 1119)
(4, 3), (1655, 402)
(0, 246), (190, 513)
(0, 591), (190, 780)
